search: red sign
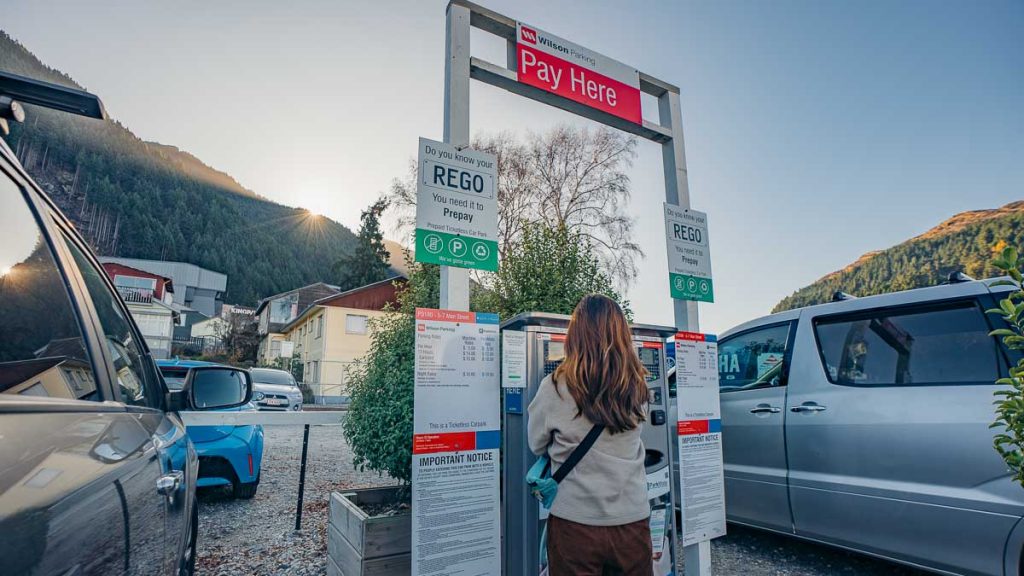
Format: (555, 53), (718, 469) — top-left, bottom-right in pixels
(413, 432), (476, 454)
(516, 22), (642, 125)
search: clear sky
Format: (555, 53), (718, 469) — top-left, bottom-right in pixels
(4, 0), (1022, 333)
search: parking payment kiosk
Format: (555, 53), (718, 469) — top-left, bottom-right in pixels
(501, 313), (677, 576)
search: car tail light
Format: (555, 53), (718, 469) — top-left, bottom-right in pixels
(248, 454), (253, 476)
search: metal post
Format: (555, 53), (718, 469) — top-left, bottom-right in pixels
(294, 423), (311, 531)
(441, 2), (472, 312)
(661, 87), (710, 576)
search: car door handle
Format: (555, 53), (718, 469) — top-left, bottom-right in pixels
(156, 471), (184, 496)
(749, 404), (781, 414)
(791, 403), (827, 413)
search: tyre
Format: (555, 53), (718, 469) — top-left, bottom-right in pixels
(179, 500), (198, 576)
(232, 475), (259, 499)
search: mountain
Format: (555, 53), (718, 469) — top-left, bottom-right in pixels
(0, 30), (361, 306)
(774, 201), (1024, 312)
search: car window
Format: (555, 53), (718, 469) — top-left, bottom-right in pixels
(0, 176), (99, 401)
(60, 234), (160, 408)
(251, 369), (295, 386)
(718, 323), (790, 392)
(814, 301), (998, 386)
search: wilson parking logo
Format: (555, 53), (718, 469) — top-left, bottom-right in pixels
(520, 26), (537, 44)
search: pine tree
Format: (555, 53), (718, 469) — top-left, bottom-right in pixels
(334, 199), (392, 289)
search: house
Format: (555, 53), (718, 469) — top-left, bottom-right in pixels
(190, 315), (227, 352)
(189, 305), (254, 353)
(280, 276), (406, 404)
(101, 262), (178, 359)
(254, 282), (342, 364)
(99, 257), (227, 341)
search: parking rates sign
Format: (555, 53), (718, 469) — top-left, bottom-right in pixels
(664, 203), (713, 302)
(415, 138), (499, 271)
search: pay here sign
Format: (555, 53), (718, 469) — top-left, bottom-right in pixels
(516, 22), (642, 125)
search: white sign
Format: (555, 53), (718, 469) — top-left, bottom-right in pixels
(415, 138), (499, 271)
(501, 330), (527, 388)
(664, 204), (713, 302)
(412, 308), (501, 576)
(674, 331), (727, 546)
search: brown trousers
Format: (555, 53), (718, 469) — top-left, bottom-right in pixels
(547, 515), (654, 576)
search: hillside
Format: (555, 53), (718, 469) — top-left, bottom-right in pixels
(0, 30), (361, 305)
(774, 201), (1024, 312)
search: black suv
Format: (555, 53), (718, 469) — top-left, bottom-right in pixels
(0, 72), (253, 575)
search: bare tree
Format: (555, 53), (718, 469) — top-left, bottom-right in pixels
(386, 124), (641, 287)
(523, 125), (639, 285)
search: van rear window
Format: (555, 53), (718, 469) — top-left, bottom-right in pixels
(813, 301), (999, 386)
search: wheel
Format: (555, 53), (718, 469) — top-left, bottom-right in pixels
(232, 474), (259, 499)
(179, 500), (198, 576)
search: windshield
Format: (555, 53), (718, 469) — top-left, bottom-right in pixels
(250, 369), (296, 386)
(159, 367), (189, 391)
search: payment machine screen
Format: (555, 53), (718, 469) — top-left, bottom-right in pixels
(543, 341), (564, 375)
(639, 347), (661, 381)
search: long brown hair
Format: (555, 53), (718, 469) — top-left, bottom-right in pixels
(553, 294), (647, 433)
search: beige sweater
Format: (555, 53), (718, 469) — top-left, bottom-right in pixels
(527, 374), (650, 526)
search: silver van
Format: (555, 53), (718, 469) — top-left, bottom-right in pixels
(674, 278), (1024, 575)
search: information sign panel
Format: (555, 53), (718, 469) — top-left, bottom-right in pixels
(415, 138), (499, 271)
(664, 204), (714, 302)
(502, 330), (527, 388)
(412, 308), (501, 575)
(674, 331), (727, 546)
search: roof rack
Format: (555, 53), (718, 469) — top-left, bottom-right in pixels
(944, 271), (974, 285)
(0, 71), (107, 136)
(832, 291), (857, 302)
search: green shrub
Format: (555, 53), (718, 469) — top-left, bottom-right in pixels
(986, 245), (1024, 487)
(343, 260), (438, 484)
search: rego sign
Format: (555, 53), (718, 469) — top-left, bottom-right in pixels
(415, 138), (499, 271)
(664, 203), (713, 302)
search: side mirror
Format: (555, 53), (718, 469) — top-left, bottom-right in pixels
(185, 366), (252, 411)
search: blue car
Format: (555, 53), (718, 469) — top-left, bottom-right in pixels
(157, 359), (265, 498)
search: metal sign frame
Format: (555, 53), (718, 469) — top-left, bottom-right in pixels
(442, 1), (709, 573)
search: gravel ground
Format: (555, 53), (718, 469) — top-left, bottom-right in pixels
(195, 423), (391, 576)
(195, 424), (927, 576)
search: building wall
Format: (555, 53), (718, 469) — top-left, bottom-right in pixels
(125, 302), (175, 359)
(257, 333), (289, 365)
(191, 317), (227, 339)
(282, 305), (387, 398)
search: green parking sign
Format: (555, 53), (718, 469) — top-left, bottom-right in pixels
(416, 229), (498, 271)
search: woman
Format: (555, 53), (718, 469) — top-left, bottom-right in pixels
(528, 294), (652, 575)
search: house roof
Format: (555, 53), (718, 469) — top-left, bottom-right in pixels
(102, 262), (175, 293)
(253, 282), (342, 315)
(99, 257), (226, 292)
(279, 275), (406, 334)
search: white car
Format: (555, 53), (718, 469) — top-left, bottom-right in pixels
(249, 368), (304, 411)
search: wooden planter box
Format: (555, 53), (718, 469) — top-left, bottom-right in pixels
(328, 487), (411, 576)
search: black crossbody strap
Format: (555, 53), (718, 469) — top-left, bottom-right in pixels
(552, 424), (605, 484)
